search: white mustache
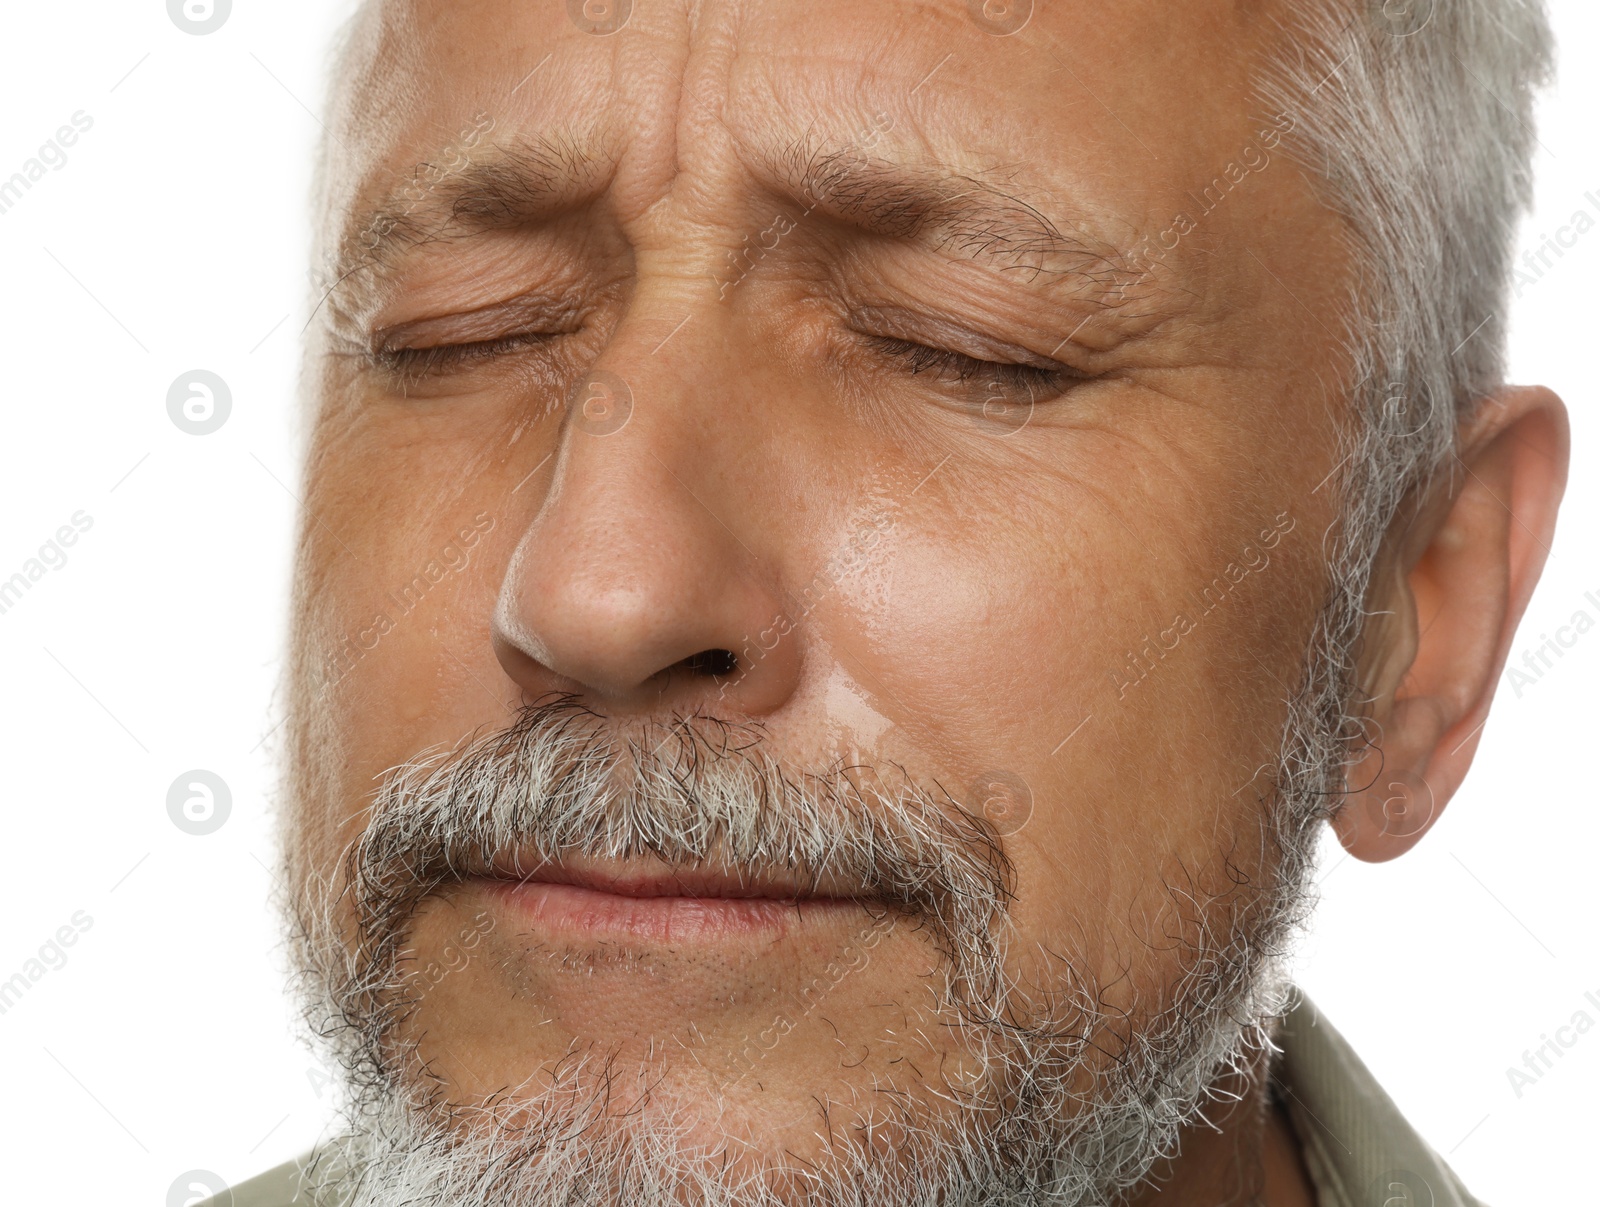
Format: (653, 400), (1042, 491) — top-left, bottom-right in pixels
(342, 696), (1017, 1011)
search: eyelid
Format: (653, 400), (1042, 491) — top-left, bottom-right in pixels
(369, 293), (583, 356)
(862, 335), (1081, 390)
(847, 304), (1081, 373)
(371, 331), (555, 373)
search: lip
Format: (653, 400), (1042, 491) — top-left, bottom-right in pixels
(470, 857), (869, 945)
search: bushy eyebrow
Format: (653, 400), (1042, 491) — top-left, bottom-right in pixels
(327, 131), (610, 298)
(760, 135), (1136, 298)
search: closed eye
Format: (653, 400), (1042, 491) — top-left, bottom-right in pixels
(370, 330), (560, 378)
(862, 334), (1088, 400)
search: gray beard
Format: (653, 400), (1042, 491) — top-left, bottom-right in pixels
(284, 655), (1340, 1206)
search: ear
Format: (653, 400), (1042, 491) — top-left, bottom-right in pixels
(1332, 385), (1570, 862)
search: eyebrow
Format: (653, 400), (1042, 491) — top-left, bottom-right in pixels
(331, 130), (1141, 307)
(328, 131), (611, 297)
(759, 135), (1134, 296)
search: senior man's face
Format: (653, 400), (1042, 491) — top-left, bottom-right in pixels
(287, 0), (1360, 1201)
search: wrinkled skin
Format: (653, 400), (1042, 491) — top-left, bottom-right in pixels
(284, 1), (1568, 1202)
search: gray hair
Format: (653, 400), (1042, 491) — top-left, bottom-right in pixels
(1258, 0), (1552, 733)
(284, 5), (1557, 1202)
(289, 701), (1314, 1206)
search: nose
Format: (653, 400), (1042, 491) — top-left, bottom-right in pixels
(492, 353), (802, 719)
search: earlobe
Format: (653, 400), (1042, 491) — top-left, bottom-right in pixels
(1333, 385), (1570, 864)
(1332, 698), (1446, 863)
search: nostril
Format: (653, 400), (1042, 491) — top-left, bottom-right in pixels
(679, 648), (739, 678)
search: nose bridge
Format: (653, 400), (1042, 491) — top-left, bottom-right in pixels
(493, 303), (800, 715)
(543, 298), (733, 554)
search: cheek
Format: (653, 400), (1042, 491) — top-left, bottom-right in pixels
(817, 464), (1319, 1005)
(295, 576), (508, 859)
(1026, 535), (1317, 999)
(839, 512), (1113, 771)
(290, 418), (523, 867)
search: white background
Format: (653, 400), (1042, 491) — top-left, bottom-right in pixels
(0, 3), (1593, 1203)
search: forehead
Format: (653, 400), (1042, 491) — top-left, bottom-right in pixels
(323, 0), (1281, 256)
